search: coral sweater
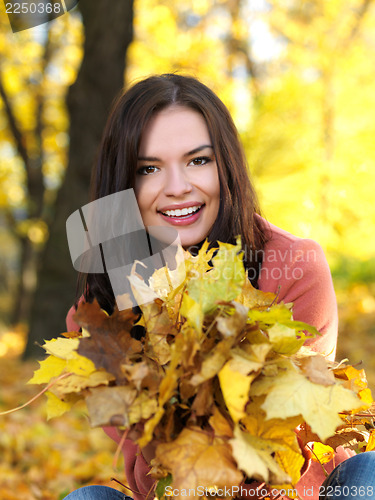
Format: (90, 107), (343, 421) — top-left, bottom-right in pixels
(66, 217), (348, 500)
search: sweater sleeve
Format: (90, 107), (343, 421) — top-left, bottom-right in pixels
(259, 238), (338, 360)
(102, 427), (154, 500)
(66, 304), (80, 331)
(66, 294), (86, 332)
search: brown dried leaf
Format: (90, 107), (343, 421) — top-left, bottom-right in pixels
(156, 427), (242, 496)
(123, 360), (161, 395)
(190, 337), (235, 386)
(191, 380), (214, 416)
(299, 355), (335, 386)
(216, 302), (248, 338)
(209, 406), (233, 439)
(142, 299), (178, 365)
(179, 324), (200, 369)
(75, 301), (142, 383)
(85, 386), (157, 427)
(325, 428), (367, 450)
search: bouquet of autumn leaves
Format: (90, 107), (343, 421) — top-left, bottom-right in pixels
(29, 239), (374, 496)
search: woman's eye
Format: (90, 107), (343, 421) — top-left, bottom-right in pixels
(137, 166), (159, 175)
(189, 156), (212, 166)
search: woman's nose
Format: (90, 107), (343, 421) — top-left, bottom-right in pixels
(163, 166), (192, 197)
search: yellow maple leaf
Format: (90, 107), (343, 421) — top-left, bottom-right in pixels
(43, 337), (79, 359)
(251, 365), (365, 441)
(66, 352), (97, 376)
(185, 240), (216, 276)
(180, 293), (204, 333)
(186, 240), (245, 315)
(333, 365), (368, 390)
(52, 370), (114, 397)
(148, 245), (186, 299)
(45, 391), (75, 420)
(236, 277), (276, 309)
(243, 397), (302, 453)
(274, 446), (305, 492)
(230, 425), (290, 484)
(358, 388), (373, 405)
(218, 361), (254, 423)
(366, 430), (375, 452)
(28, 355), (66, 384)
(311, 442), (335, 464)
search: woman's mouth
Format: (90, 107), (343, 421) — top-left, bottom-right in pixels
(158, 204), (204, 225)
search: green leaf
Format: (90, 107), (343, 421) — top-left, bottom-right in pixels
(156, 474), (173, 499)
(267, 324), (305, 355)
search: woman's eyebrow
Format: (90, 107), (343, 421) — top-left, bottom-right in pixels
(184, 145), (213, 157)
(138, 155), (161, 162)
(138, 145), (213, 162)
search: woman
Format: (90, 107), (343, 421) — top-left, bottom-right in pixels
(65, 74), (374, 500)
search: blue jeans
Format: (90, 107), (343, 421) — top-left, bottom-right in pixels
(63, 485), (131, 499)
(319, 451), (375, 499)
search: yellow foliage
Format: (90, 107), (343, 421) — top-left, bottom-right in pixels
(311, 442), (335, 465)
(26, 241), (373, 496)
(366, 430), (375, 452)
(28, 355), (66, 384)
(45, 391), (74, 420)
(230, 425), (290, 484)
(251, 365), (366, 441)
(218, 361), (253, 423)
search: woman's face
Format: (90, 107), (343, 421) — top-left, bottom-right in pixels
(134, 106), (220, 249)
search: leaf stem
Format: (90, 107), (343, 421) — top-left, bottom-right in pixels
(306, 444), (329, 477)
(0, 372), (72, 416)
(112, 428), (129, 469)
(111, 477), (143, 497)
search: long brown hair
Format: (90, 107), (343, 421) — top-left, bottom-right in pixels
(80, 73), (268, 313)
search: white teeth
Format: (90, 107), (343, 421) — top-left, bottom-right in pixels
(162, 205), (202, 217)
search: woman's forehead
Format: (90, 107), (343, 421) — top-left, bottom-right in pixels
(139, 106), (212, 157)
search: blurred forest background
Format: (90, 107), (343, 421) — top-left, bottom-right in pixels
(1, 0), (375, 498)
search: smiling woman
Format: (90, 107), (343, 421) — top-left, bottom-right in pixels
(64, 74), (375, 500)
(135, 106), (220, 248)
(75, 73), (268, 315)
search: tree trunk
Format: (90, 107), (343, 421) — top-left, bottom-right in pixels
(11, 236), (36, 325)
(24, 0), (134, 358)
